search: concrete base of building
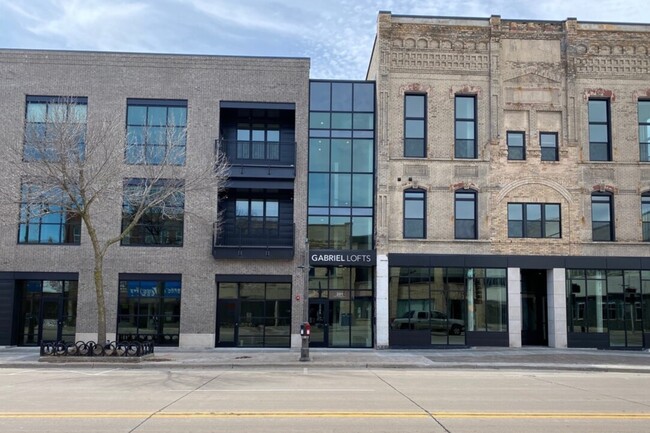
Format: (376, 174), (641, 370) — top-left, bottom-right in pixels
(179, 333), (215, 349)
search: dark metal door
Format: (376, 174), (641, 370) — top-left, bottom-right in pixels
(216, 300), (239, 347)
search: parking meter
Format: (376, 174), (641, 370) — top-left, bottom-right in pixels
(299, 322), (310, 361)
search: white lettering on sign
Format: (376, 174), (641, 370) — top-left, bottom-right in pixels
(310, 254), (373, 263)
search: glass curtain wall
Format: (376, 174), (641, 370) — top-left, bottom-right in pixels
(308, 81), (375, 250)
(308, 266), (373, 347)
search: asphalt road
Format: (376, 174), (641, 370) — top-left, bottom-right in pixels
(1, 367), (649, 433)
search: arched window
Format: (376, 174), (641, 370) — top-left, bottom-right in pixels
(591, 193), (614, 241)
(455, 191), (477, 239)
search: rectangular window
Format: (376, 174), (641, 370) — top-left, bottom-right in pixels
(455, 191), (477, 239)
(507, 131), (525, 160)
(126, 99), (187, 165)
(404, 94), (426, 157)
(236, 122), (280, 160)
(643, 195), (650, 241)
(639, 101), (650, 161)
(235, 198), (280, 237)
(455, 95), (476, 158)
(24, 96), (87, 161)
(404, 189), (425, 239)
(591, 194), (614, 241)
(18, 183), (81, 245)
(588, 99), (611, 161)
(508, 203), (561, 238)
(121, 180), (185, 246)
(117, 278), (181, 346)
(540, 132), (558, 161)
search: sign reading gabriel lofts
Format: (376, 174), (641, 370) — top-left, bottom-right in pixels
(309, 250), (376, 267)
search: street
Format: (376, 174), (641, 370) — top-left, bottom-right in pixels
(0, 367), (649, 432)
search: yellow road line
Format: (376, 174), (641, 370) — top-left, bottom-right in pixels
(0, 411), (649, 420)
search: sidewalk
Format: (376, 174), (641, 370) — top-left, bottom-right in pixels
(1, 346), (650, 372)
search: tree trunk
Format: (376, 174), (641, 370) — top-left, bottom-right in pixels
(93, 257), (107, 345)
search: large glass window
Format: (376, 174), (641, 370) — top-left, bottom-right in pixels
(117, 278), (181, 346)
(121, 180), (184, 246)
(404, 189), (425, 239)
(640, 101), (650, 161)
(643, 194), (650, 242)
(540, 132), (559, 161)
(455, 191), (477, 239)
(216, 281), (291, 348)
(507, 203), (561, 238)
(404, 94), (426, 157)
(592, 193), (614, 241)
(507, 131), (525, 160)
(308, 81), (375, 251)
(24, 96), (87, 161)
(588, 99), (611, 161)
(455, 95), (476, 158)
(18, 183), (81, 245)
(126, 99), (187, 165)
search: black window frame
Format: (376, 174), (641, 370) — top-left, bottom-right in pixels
(404, 94), (426, 158)
(454, 95), (477, 159)
(23, 95), (88, 162)
(125, 98), (188, 166)
(507, 131), (526, 161)
(507, 203), (562, 239)
(642, 193), (650, 242)
(121, 179), (185, 247)
(403, 188), (426, 239)
(235, 197), (280, 238)
(591, 193), (615, 241)
(639, 100), (650, 162)
(17, 183), (82, 245)
(588, 98), (612, 162)
(454, 191), (477, 240)
(540, 132), (559, 161)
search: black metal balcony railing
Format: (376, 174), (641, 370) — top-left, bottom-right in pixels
(213, 223), (295, 259)
(217, 139), (296, 166)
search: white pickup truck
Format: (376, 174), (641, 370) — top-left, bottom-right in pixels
(391, 310), (465, 335)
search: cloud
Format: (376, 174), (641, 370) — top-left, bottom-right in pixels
(1, 0), (650, 79)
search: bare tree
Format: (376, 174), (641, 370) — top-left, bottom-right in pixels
(0, 98), (228, 345)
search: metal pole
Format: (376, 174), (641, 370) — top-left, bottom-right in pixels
(300, 237), (310, 361)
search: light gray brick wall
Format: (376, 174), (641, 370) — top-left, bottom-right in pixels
(0, 50), (310, 347)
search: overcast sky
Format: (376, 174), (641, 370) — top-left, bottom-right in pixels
(1, 0), (649, 79)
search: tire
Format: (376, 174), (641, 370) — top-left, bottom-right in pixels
(449, 325), (462, 336)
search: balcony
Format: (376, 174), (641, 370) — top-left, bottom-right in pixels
(212, 223), (295, 260)
(217, 139), (296, 181)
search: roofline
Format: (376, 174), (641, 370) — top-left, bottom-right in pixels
(0, 47), (310, 62)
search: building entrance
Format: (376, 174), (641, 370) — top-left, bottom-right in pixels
(521, 269), (548, 346)
(18, 280), (77, 346)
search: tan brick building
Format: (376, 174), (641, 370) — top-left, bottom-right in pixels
(368, 13), (650, 349)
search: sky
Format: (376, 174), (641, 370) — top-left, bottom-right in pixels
(1, 0), (649, 80)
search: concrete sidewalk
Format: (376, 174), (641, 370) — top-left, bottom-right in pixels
(1, 346), (650, 372)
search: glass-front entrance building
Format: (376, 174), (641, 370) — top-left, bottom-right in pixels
(307, 80), (376, 348)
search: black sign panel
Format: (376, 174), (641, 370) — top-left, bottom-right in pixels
(309, 250), (376, 267)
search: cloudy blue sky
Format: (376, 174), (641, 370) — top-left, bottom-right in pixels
(1, 0), (648, 79)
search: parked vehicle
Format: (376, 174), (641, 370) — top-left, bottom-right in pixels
(391, 310), (465, 335)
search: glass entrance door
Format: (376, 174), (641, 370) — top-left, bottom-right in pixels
(41, 298), (61, 342)
(308, 299), (329, 347)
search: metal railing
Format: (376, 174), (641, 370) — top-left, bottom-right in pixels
(216, 139), (296, 166)
(213, 223), (294, 248)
